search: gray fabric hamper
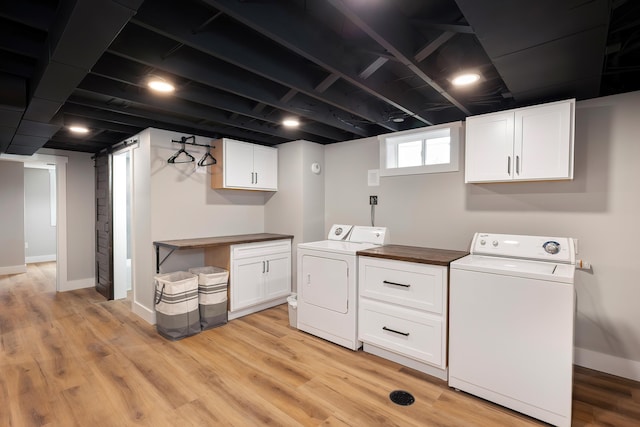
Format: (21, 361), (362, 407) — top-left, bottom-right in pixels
(154, 271), (200, 340)
(189, 266), (229, 330)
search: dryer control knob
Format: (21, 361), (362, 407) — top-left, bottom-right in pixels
(480, 239), (486, 245)
(543, 241), (560, 254)
(492, 240), (499, 247)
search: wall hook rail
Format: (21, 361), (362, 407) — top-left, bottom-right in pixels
(168, 135), (216, 165)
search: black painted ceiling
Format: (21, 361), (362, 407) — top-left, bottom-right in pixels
(1, 0), (638, 155)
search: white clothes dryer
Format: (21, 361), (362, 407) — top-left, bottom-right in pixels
(297, 225), (389, 350)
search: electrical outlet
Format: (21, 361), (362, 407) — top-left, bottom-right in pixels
(369, 195), (378, 205)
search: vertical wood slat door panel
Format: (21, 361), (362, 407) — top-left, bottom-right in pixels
(94, 153), (113, 299)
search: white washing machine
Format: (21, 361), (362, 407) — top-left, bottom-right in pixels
(297, 224), (389, 350)
(449, 232), (576, 427)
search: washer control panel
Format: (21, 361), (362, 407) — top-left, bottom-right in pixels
(471, 233), (575, 264)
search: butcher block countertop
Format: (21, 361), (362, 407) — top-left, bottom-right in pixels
(153, 233), (293, 250)
(357, 244), (468, 266)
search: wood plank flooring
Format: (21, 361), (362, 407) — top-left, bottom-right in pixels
(1, 263), (639, 426)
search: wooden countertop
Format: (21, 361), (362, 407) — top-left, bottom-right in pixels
(153, 233), (294, 250)
(357, 244), (468, 266)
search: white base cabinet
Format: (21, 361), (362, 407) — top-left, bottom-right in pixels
(229, 239), (291, 319)
(358, 256), (448, 379)
(465, 98), (575, 183)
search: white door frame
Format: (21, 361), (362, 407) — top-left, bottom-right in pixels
(1, 153), (68, 291)
(111, 142), (139, 299)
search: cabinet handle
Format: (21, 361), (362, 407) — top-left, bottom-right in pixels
(251, 172), (256, 184)
(262, 261), (265, 273)
(383, 326), (410, 337)
(516, 155), (520, 175)
(266, 260), (269, 272)
(383, 280), (410, 288)
(255, 172), (258, 184)
(507, 156), (511, 175)
(307, 274), (311, 284)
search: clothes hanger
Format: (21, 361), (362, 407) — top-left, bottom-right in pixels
(167, 142), (195, 164)
(198, 145), (217, 167)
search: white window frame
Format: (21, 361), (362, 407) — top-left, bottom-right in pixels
(378, 121), (462, 177)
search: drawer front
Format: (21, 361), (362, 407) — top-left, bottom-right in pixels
(232, 239), (291, 260)
(359, 299), (444, 367)
(359, 257), (446, 314)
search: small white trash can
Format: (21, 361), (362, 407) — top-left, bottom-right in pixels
(286, 293), (297, 328)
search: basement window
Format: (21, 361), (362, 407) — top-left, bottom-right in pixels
(378, 121), (462, 176)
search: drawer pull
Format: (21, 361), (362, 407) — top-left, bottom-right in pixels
(383, 280), (410, 288)
(383, 326), (410, 337)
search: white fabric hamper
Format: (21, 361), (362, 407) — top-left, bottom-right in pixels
(154, 271), (200, 340)
(189, 266), (229, 330)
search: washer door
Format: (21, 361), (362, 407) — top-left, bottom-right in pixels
(300, 254), (348, 313)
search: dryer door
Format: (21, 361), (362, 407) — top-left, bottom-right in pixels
(300, 254), (349, 313)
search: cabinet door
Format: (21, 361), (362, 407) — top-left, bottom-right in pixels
(224, 140), (255, 188)
(264, 252), (291, 300)
(465, 111), (515, 183)
(231, 257), (264, 311)
(515, 101), (573, 181)
(252, 145), (278, 190)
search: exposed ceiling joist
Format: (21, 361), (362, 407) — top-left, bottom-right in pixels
(327, 0), (471, 116)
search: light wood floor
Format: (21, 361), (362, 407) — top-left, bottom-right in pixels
(1, 263), (639, 426)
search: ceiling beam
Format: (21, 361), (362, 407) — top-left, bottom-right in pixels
(64, 98), (285, 146)
(410, 20), (475, 34)
(4, 0), (144, 155)
(203, 0), (436, 126)
(91, 55), (349, 141)
(106, 33), (369, 138)
(131, 0), (383, 133)
(359, 57), (389, 80)
(326, 0), (471, 116)
(414, 32), (456, 63)
(77, 74), (335, 143)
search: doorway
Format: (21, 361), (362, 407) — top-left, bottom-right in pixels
(113, 148), (133, 300)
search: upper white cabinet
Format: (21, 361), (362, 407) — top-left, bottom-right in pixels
(465, 99), (575, 183)
(211, 138), (278, 191)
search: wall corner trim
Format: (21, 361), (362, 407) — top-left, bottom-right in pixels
(575, 346), (640, 382)
(133, 301), (156, 325)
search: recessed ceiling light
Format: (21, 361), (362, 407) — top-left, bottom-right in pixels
(283, 118), (300, 127)
(451, 73), (481, 86)
(69, 126), (89, 134)
(147, 78), (175, 93)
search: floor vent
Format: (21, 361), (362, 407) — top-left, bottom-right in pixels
(389, 390), (415, 406)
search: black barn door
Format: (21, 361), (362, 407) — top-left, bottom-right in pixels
(94, 152), (113, 299)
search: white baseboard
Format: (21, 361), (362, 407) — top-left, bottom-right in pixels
(60, 277), (94, 292)
(363, 343), (448, 381)
(0, 264), (27, 275)
(133, 301), (156, 325)
(26, 254), (57, 263)
(575, 346), (640, 382)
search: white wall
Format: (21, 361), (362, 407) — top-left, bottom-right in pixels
(265, 140), (325, 292)
(324, 90), (640, 380)
(0, 160), (26, 274)
(24, 167), (57, 262)
(132, 128), (269, 322)
(39, 149), (95, 283)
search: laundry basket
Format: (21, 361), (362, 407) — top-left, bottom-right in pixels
(189, 266), (229, 330)
(154, 271), (200, 340)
